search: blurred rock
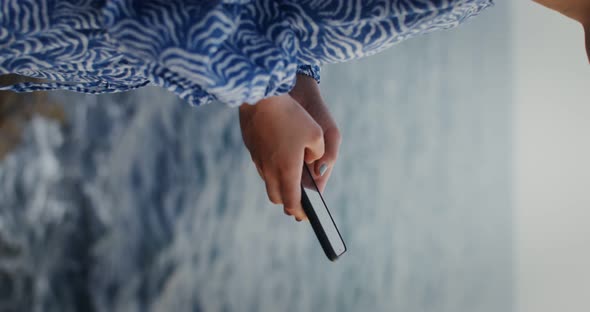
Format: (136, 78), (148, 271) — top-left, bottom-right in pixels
(0, 75), (66, 160)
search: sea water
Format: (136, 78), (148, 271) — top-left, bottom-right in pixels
(0, 3), (512, 312)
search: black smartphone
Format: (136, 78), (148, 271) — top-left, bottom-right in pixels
(300, 164), (347, 261)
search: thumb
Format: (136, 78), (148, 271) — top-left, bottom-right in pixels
(304, 123), (325, 164)
(314, 127), (341, 176)
(310, 127), (341, 192)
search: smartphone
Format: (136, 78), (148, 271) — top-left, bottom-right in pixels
(300, 164), (347, 261)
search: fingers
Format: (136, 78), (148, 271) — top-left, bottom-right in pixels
(259, 159), (307, 222)
(280, 166), (306, 221)
(314, 127), (341, 175)
(311, 127), (342, 193)
(303, 123), (325, 164)
(263, 173), (282, 205)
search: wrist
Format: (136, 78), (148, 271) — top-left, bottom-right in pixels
(240, 94), (292, 119)
(290, 75), (322, 110)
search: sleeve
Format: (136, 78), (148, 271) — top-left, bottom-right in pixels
(296, 65), (321, 84)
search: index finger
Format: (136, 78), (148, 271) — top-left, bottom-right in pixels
(280, 167), (307, 221)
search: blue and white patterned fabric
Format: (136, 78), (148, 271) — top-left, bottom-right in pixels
(0, 0), (493, 107)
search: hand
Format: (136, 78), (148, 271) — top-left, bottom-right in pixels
(289, 74), (342, 193)
(239, 94), (325, 221)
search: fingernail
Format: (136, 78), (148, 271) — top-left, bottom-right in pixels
(319, 163), (328, 177)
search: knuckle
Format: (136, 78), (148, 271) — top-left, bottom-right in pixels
(269, 196), (281, 205)
(283, 199), (298, 210)
(309, 125), (324, 141)
(295, 213), (307, 222)
(293, 210), (306, 219)
(266, 188), (281, 205)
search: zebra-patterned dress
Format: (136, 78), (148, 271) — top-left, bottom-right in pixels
(0, 0), (493, 107)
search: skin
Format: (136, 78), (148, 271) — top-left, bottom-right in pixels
(241, 0), (590, 223)
(534, 0), (590, 62)
(289, 74), (342, 195)
(240, 75), (341, 222)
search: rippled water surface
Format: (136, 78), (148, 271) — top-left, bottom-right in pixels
(0, 4), (512, 312)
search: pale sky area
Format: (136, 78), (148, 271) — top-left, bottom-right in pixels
(513, 1), (590, 312)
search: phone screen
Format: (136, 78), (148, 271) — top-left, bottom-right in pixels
(301, 165), (346, 260)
